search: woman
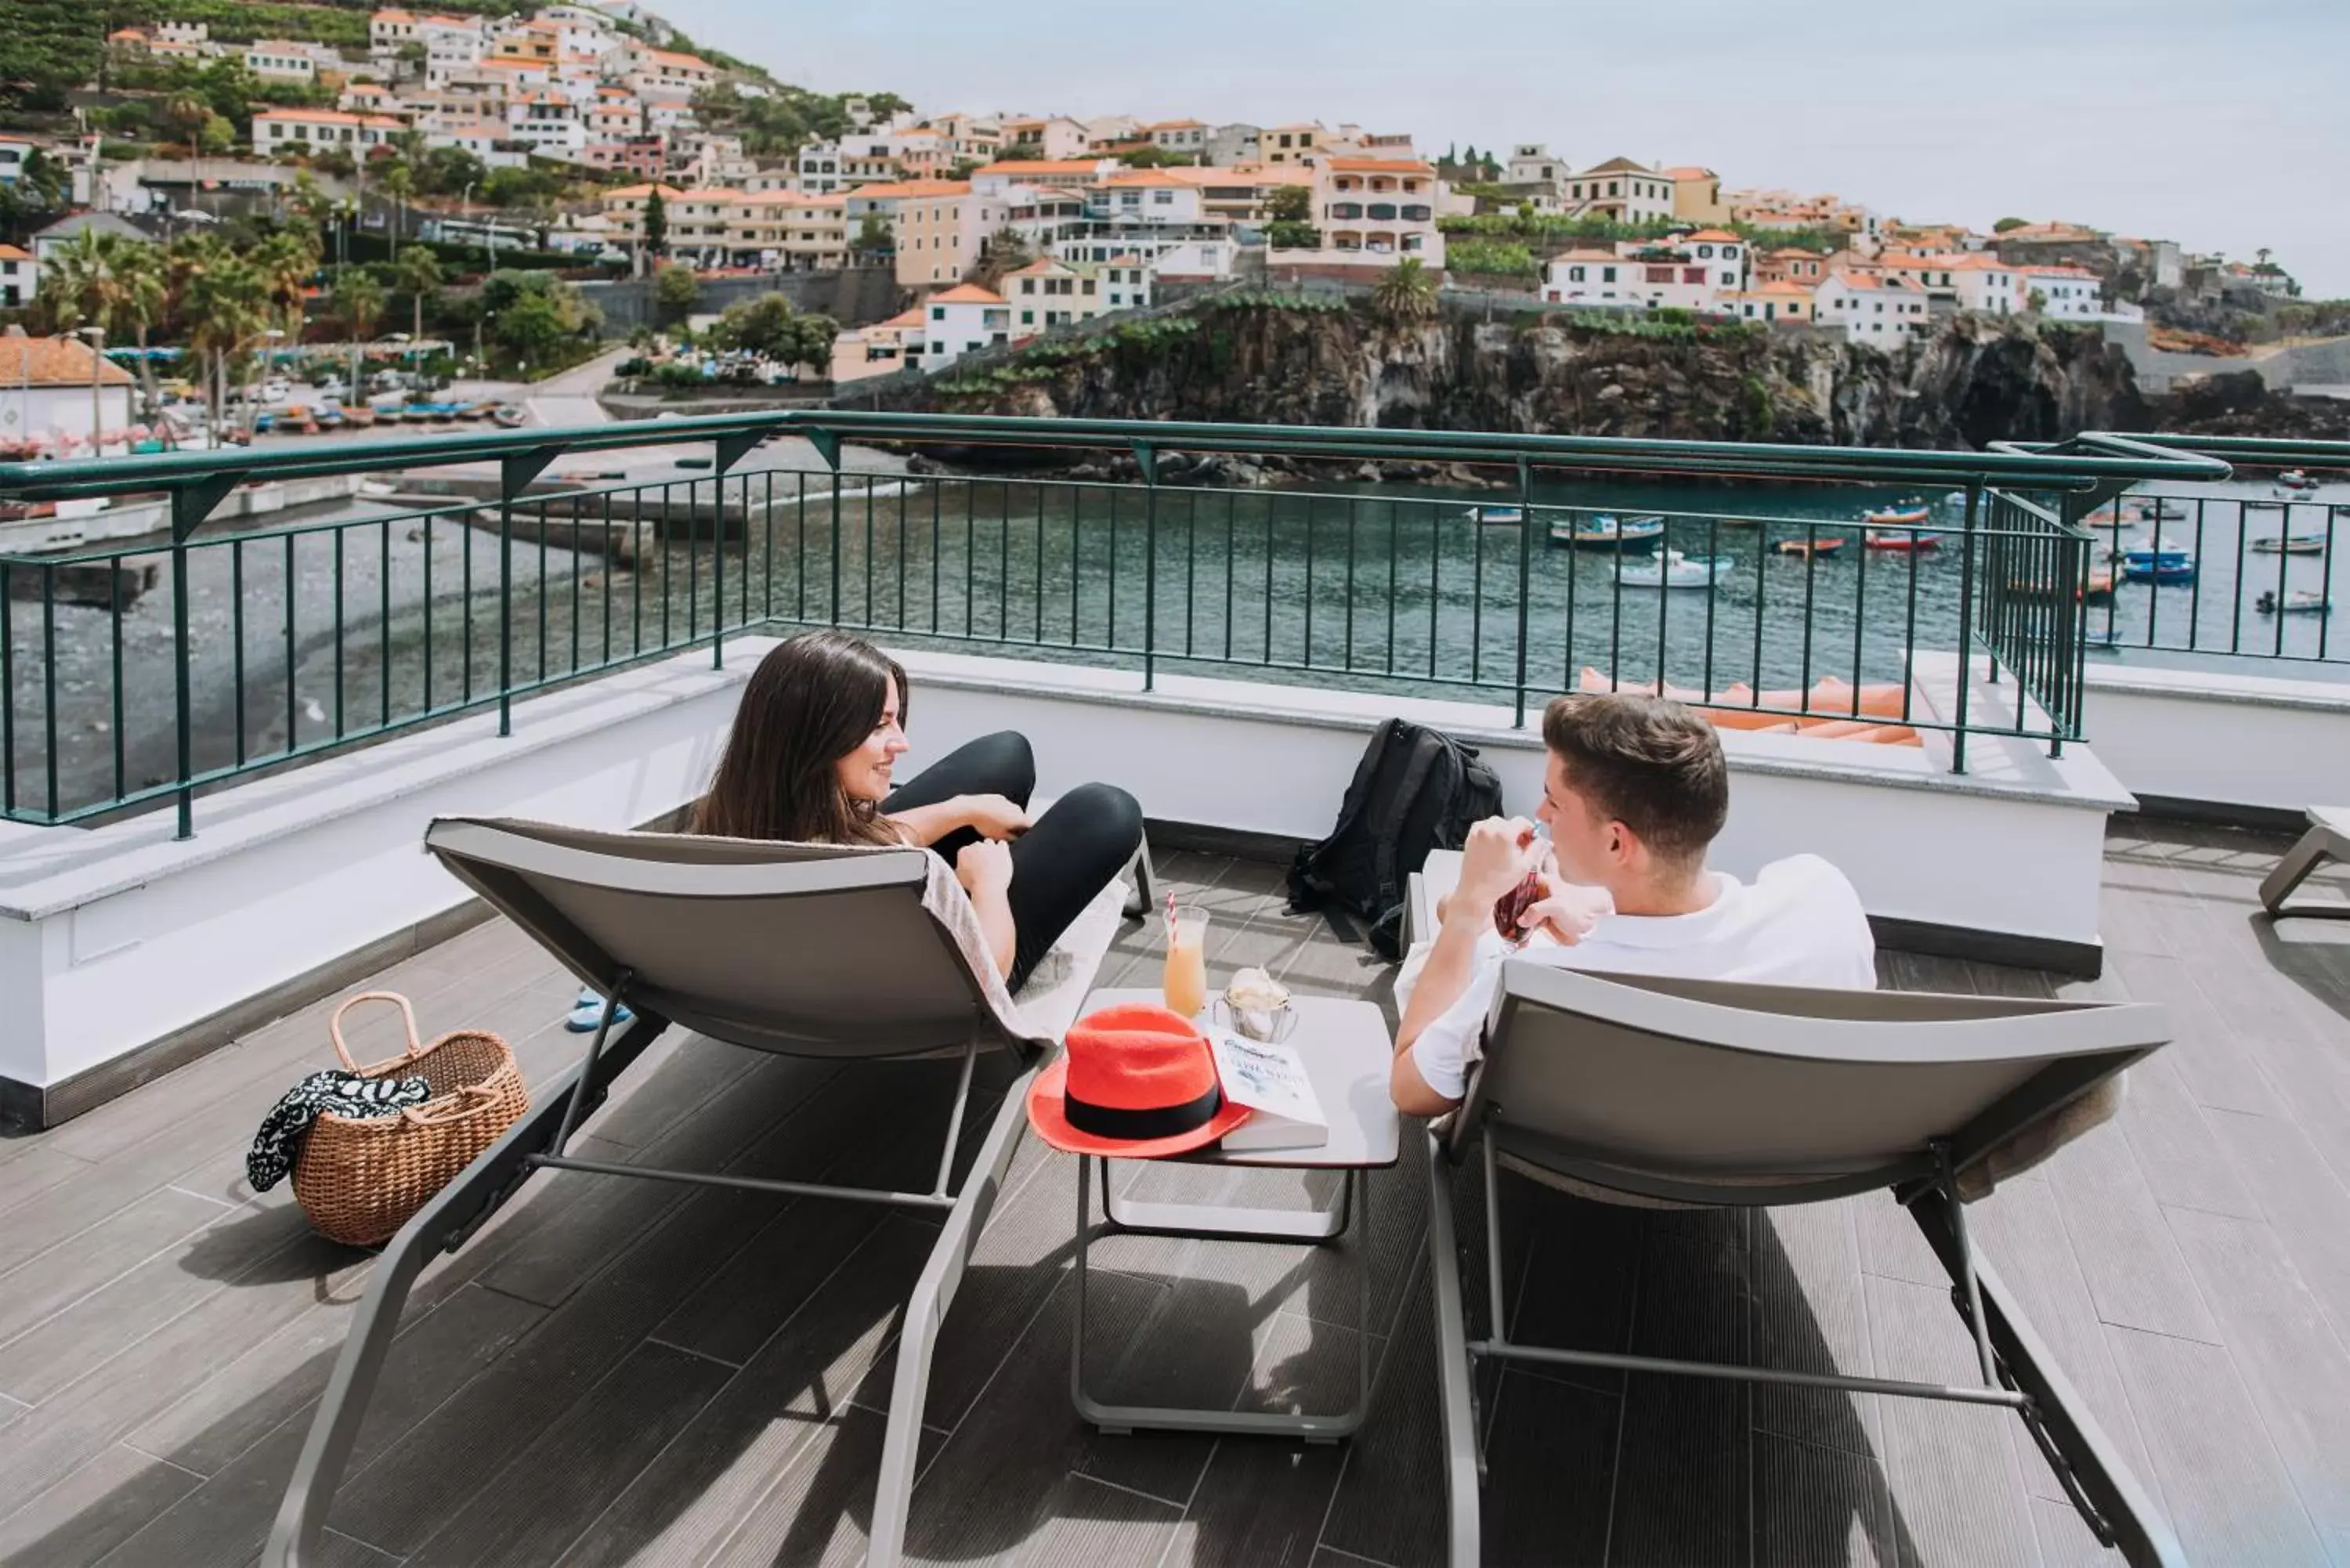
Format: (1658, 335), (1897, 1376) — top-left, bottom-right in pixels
(692, 629), (1142, 992)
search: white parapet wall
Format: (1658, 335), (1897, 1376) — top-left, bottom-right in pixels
(0, 638), (2131, 1126)
(2081, 655), (2350, 823)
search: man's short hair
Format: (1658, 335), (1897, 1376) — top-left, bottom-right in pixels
(1541, 693), (1729, 867)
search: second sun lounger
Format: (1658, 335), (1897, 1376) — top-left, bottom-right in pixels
(1424, 962), (2182, 1567)
(2259, 804), (2350, 917)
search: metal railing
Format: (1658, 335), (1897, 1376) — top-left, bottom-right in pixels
(2057, 435), (2348, 667)
(0, 416), (2228, 836)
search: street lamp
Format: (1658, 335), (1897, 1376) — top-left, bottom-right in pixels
(70, 324), (106, 458)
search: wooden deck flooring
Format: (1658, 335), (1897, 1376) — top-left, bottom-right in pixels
(3, 822), (2349, 1566)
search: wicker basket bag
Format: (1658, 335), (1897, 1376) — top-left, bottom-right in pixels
(293, 992), (530, 1247)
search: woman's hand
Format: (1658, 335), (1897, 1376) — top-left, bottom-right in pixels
(956, 838), (1014, 898)
(959, 793), (1032, 840)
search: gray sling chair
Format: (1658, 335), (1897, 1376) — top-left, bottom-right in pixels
(264, 815), (1134, 1568)
(1423, 961), (2186, 1568)
(2260, 805), (2350, 917)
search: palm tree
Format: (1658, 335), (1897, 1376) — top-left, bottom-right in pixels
(38, 226), (124, 337)
(288, 171), (336, 247)
(380, 160), (415, 244)
(109, 243), (169, 417)
(251, 230), (320, 347)
(162, 91), (210, 155)
(1372, 256), (1439, 326)
(333, 269), (386, 399)
(394, 245), (442, 353)
(176, 243), (269, 446)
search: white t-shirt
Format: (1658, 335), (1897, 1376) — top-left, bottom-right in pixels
(1396, 854), (1877, 1104)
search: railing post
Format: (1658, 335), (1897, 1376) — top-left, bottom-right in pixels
(498, 449), (561, 736)
(166, 474), (240, 839)
(1952, 481), (1982, 776)
(1513, 457), (1534, 728)
(1134, 441), (1159, 692)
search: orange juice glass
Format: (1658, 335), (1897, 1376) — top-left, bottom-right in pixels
(1162, 907), (1209, 1017)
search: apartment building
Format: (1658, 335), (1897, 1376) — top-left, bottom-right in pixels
(1564, 157), (1676, 224)
(1310, 157), (1443, 262)
(999, 116), (1089, 161)
(251, 108), (405, 154)
(892, 181), (1007, 287)
(1815, 270), (1931, 346)
(600, 182), (687, 245)
(1000, 254), (1156, 334)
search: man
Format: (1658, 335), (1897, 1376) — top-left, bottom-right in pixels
(1390, 693), (1876, 1116)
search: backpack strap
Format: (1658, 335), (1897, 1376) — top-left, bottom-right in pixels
(1369, 732), (1455, 924)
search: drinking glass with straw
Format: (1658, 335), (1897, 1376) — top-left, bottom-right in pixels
(1162, 891), (1209, 1017)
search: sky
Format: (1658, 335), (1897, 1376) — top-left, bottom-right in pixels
(667, 0), (2350, 298)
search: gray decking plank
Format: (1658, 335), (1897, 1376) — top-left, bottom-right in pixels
(1752, 1431), (1900, 1568)
(1965, 1174), (2167, 1516)
(982, 1472), (1182, 1568)
(2200, 1107), (2350, 1353)
(1860, 1272), (2041, 1568)
(403, 1340), (733, 1568)
(2163, 1204), (2350, 1541)
(2041, 1122), (2222, 1344)
(0, 1186), (238, 1360)
(1312, 1258), (1446, 1568)
(695, 1389), (949, 1568)
(2103, 952), (2289, 1118)
(1502, 1184), (1641, 1401)
(0, 1443), (203, 1568)
(551, 1217), (935, 1568)
(2103, 1321), (2330, 1566)
(77, 1284), (548, 1568)
(1603, 1219), (1752, 1568)
(1752, 1201), (1884, 1460)
(2112, 1050), (2266, 1221)
(1474, 1367), (1617, 1567)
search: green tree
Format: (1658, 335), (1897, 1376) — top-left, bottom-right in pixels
(653, 261), (696, 322)
(332, 267), (386, 393)
(852, 212), (891, 255)
(163, 90), (212, 152)
(1993, 216), (2029, 233)
(110, 241), (170, 412)
(642, 187), (668, 255)
(380, 160), (415, 242)
(396, 245), (443, 347)
(1372, 256), (1439, 326)
(790, 313), (838, 373)
(251, 229), (321, 349)
(196, 114), (236, 157)
(1265, 184), (1312, 224)
(2026, 287), (2048, 313)
(175, 240), (270, 443)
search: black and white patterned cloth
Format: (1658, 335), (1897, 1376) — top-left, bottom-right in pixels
(247, 1070), (432, 1193)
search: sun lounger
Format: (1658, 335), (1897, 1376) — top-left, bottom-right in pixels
(266, 816), (1129, 1568)
(2258, 805), (2350, 918)
(1422, 961), (2182, 1566)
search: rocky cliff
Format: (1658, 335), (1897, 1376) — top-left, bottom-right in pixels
(857, 295), (2163, 459)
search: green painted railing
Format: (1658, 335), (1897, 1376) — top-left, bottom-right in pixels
(0, 415), (2229, 837)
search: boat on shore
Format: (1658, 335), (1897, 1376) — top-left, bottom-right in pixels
(1864, 529), (1940, 551)
(1464, 504), (1526, 526)
(2256, 589), (2330, 616)
(1618, 549), (1734, 590)
(1548, 514), (1665, 551)
(2249, 533), (2327, 555)
(1776, 534), (1846, 558)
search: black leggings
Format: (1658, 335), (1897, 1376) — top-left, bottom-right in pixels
(884, 731), (1143, 992)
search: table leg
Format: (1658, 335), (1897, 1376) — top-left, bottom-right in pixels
(1073, 1158), (1372, 1441)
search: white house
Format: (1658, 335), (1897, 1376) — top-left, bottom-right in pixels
(0, 245), (36, 309)
(1541, 248), (1639, 305)
(1000, 255), (1156, 335)
(243, 41), (323, 83)
(422, 120), (530, 168)
(1139, 237), (1242, 281)
(251, 108), (405, 155)
(1000, 116), (1089, 162)
(1563, 157), (1676, 224)
(2019, 264), (2111, 319)
(1096, 168), (1206, 225)
(1815, 271), (1932, 346)
(505, 94), (587, 154)
(1301, 156), (1444, 265)
(830, 306), (926, 384)
(0, 330), (136, 457)
(1140, 119), (1209, 155)
(0, 140), (38, 188)
(1505, 143), (1568, 196)
(920, 284), (1011, 367)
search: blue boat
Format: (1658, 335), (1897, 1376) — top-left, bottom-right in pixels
(2119, 544), (2196, 584)
(1548, 513), (1665, 551)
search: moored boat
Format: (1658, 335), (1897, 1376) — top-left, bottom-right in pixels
(1617, 549), (1734, 590)
(2256, 589), (2330, 615)
(2249, 532), (2327, 555)
(2276, 469), (2318, 492)
(1776, 534), (1846, 558)
(1861, 504), (1931, 527)
(1547, 513), (1665, 550)
(1464, 504), (1526, 526)
(2119, 543), (2196, 583)
(1864, 529), (1940, 551)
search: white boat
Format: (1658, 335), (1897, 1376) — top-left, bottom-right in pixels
(2256, 589), (2330, 616)
(1618, 548), (1733, 589)
(1464, 504), (1527, 526)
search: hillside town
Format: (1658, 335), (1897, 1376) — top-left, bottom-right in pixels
(0, 0), (2320, 457)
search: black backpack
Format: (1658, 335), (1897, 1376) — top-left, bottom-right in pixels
(1287, 719), (1506, 959)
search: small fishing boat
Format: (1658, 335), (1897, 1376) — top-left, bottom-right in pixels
(1864, 529), (1940, 551)
(342, 405), (377, 429)
(1464, 504), (1527, 526)
(2008, 570), (2116, 605)
(1548, 514), (1665, 550)
(2257, 589), (2331, 616)
(490, 403), (527, 429)
(2277, 469), (2319, 492)
(2249, 532), (2327, 555)
(2119, 543), (2196, 583)
(1861, 504), (1931, 527)
(1617, 549), (1734, 590)
(1776, 534), (1846, 558)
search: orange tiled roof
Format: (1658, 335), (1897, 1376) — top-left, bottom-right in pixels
(1324, 157), (1434, 175)
(851, 179), (972, 199)
(1683, 228), (1740, 241)
(0, 334), (135, 388)
(255, 109), (405, 128)
(1661, 165), (1716, 179)
(976, 158), (1103, 175)
(928, 284), (1005, 305)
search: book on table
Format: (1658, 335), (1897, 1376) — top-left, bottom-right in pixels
(1211, 1032), (1328, 1152)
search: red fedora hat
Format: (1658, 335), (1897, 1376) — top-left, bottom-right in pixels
(1027, 1002), (1252, 1158)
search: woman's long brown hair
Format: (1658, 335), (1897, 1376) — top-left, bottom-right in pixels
(692, 630), (909, 844)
